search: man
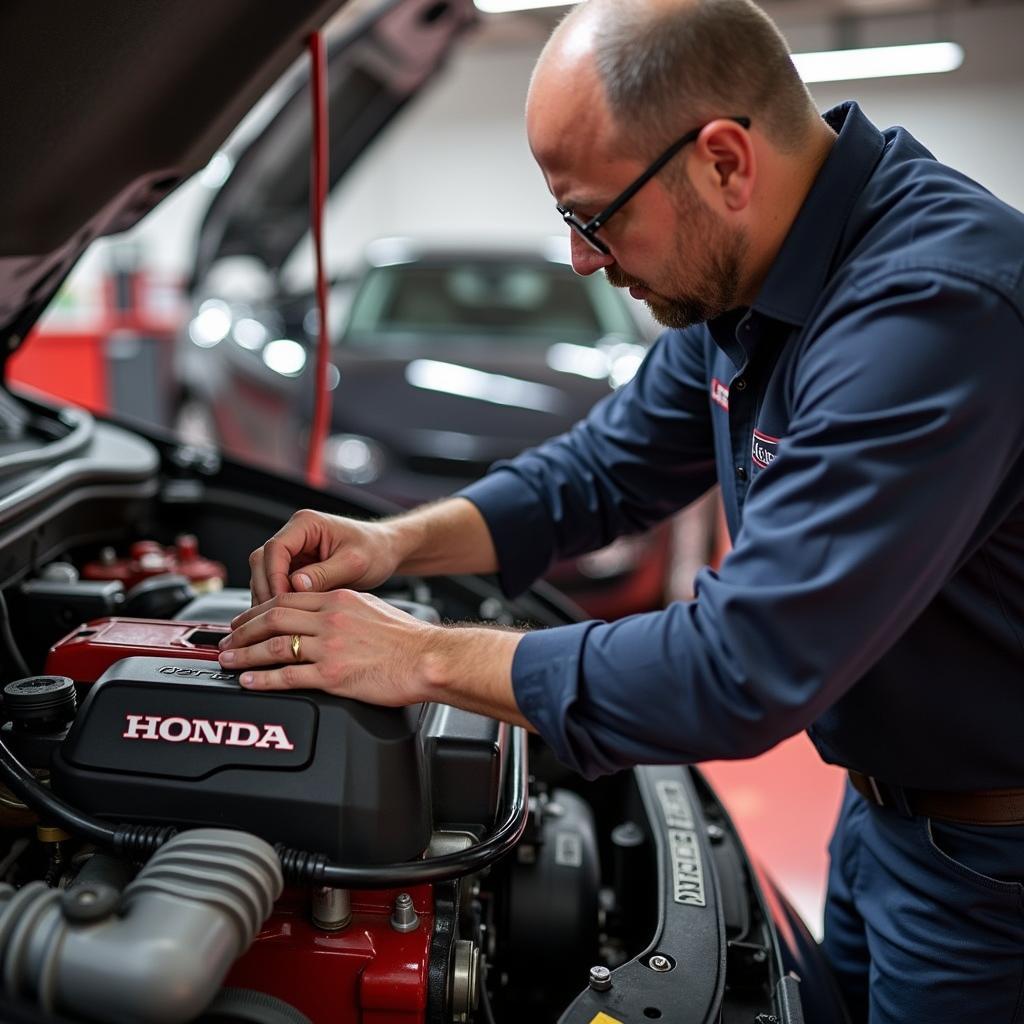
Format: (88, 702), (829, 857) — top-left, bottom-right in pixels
(218, 1), (1024, 1020)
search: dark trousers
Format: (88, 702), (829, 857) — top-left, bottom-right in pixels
(822, 781), (1024, 1023)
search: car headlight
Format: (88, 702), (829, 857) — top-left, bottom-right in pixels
(323, 434), (386, 485)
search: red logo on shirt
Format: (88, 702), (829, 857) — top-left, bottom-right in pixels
(751, 429), (779, 469)
(710, 378), (729, 411)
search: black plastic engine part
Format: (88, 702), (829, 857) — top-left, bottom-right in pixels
(174, 587), (442, 626)
(174, 586), (251, 623)
(0, 675), (529, 889)
(422, 704), (506, 830)
(3, 675), (77, 729)
(51, 656), (431, 865)
(500, 788), (601, 1008)
(0, 675), (77, 768)
(274, 724), (529, 888)
(17, 577), (125, 665)
(122, 573), (196, 619)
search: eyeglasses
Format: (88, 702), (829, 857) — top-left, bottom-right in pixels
(556, 116), (751, 256)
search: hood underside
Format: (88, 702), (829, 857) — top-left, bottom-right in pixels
(0, 0), (348, 361)
(192, 0), (476, 288)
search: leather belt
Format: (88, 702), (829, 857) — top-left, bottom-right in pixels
(848, 770), (1024, 826)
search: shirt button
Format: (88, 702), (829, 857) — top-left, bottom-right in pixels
(733, 378), (747, 392)
(736, 466), (748, 481)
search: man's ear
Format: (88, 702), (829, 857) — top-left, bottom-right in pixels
(693, 119), (756, 212)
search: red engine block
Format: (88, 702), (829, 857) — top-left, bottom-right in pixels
(227, 886), (435, 1023)
(45, 617), (226, 683)
(48, 616), (438, 1022)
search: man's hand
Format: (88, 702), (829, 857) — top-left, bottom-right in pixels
(249, 509), (401, 604)
(247, 499), (500, 605)
(219, 589), (435, 705)
(217, 589), (532, 728)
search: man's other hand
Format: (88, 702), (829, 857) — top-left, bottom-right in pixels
(248, 509), (400, 604)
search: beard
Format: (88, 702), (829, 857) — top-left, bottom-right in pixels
(605, 196), (748, 329)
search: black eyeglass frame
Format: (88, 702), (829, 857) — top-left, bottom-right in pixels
(556, 115), (752, 255)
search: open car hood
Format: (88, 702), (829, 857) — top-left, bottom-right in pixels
(191, 0), (476, 289)
(0, 0), (473, 369)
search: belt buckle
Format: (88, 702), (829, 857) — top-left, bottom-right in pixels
(854, 771), (914, 818)
(867, 775), (887, 807)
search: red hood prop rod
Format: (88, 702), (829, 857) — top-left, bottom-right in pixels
(304, 31), (331, 488)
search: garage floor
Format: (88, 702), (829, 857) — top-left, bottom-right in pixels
(704, 733), (846, 939)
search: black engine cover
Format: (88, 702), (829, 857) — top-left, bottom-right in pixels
(51, 657), (431, 864)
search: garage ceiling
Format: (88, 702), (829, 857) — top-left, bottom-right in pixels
(476, 0), (1022, 47)
(498, 0), (1020, 25)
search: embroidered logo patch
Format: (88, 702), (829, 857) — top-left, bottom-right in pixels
(710, 378), (729, 411)
(751, 428), (779, 469)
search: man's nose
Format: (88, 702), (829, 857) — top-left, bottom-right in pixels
(569, 232), (615, 276)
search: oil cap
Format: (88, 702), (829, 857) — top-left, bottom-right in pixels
(3, 675), (77, 732)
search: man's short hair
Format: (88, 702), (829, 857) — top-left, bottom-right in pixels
(588, 0), (818, 156)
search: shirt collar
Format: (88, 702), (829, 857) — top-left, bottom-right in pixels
(748, 101), (885, 328)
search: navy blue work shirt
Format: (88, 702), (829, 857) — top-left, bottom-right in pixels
(459, 101), (1024, 787)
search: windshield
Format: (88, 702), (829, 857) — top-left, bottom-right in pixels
(343, 261), (640, 345)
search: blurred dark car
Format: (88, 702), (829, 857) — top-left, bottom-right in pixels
(173, 9), (685, 619)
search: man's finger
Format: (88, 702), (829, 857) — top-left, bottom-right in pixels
(238, 663), (329, 692)
(291, 560), (332, 592)
(262, 527), (317, 598)
(228, 591), (329, 629)
(249, 547), (275, 607)
(219, 630), (318, 671)
(224, 600), (323, 645)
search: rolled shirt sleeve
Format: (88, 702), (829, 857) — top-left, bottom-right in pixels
(459, 324), (718, 596)
(482, 273), (1024, 778)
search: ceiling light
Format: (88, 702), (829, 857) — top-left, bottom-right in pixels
(792, 42), (964, 83)
(474, 0), (577, 11)
(469, 3), (964, 84)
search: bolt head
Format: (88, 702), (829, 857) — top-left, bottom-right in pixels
(649, 954), (673, 972)
(588, 965), (612, 991)
(706, 824), (726, 843)
(390, 892), (420, 932)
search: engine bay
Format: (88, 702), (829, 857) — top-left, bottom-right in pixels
(0, 396), (811, 1024)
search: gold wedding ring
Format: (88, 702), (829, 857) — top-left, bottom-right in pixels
(290, 634), (302, 662)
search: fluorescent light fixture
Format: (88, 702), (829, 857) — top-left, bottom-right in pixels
(470, 2), (964, 83)
(792, 42), (963, 83)
(475, 0), (576, 9)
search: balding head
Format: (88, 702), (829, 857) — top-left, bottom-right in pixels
(529, 0), (817, 160)
(526, 6), (612, 182)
